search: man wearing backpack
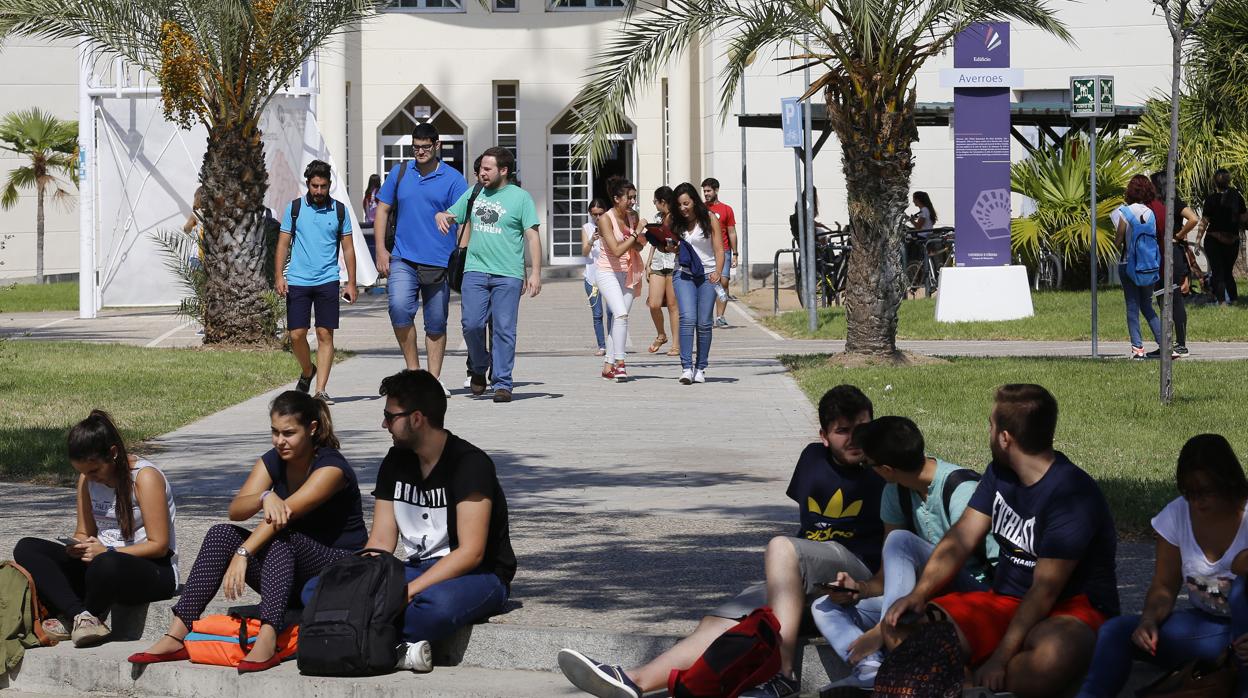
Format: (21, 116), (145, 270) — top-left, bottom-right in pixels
(558, 385), (883, 698)
(1112, 175), (1164, 360)
(809, 416), (997, 692)
(885, 384), (1119, 698)
(372, 123), (469, 397)
(1199, 168), (1246, 305)
(275, 159), (356, 403)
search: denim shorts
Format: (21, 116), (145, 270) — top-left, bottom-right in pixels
(721, 250), (733, 279)
(388, 258), (450, 334)
(287, 281), (340, 330)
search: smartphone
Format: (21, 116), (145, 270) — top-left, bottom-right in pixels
(57, 537), (81, 547)
(341, 292), (354, 304)
(818, 582), (855, 594)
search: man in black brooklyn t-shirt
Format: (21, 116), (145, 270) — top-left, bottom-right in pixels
(368, 369), (515, 668)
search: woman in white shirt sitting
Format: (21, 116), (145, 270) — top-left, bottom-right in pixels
(14, 410), (178, 648)
(1076, 434), (1248, 697)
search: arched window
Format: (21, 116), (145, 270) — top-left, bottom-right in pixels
(378, 87), (467, 179)
(547, 106), (635, 262)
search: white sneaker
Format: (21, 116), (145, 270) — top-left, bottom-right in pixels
(440, 380), (452, 398)
(395, 640), (433, 672)
(464, 374), (473, 389)
(679, 369), (693, 385)
(693, 369), (706, 384)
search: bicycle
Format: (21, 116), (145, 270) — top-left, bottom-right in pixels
(903, 226), (956, 298)
(793, 224), (852, 308)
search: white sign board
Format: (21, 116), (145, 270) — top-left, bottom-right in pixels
(939, 69), (1025, 88)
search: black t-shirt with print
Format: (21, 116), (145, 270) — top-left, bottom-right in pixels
(967, 452), (1120, 617)
(786, 442), (886, 573)
(260, 447), (368, 550)
(372, 431), (516, 584)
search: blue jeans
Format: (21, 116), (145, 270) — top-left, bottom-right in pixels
(673, 272), (717, 370)
(461, 271), (523, 392)
(811, 530), (987, 668)
(300, 558), (509, 644)
(387, 259), (449, 334)
(1077, 576), (1248, 698)
(583, 279), (614, 351)
(1121, 264), (1161, 349)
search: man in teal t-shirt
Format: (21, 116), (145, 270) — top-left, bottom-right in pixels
(435, 147), (541, 403)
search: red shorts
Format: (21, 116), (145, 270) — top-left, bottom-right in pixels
(931, 590), (1107, 667)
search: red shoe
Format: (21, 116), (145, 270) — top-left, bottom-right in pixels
(127, 635), (188, 665)
(601, 363), (617, 381)
(237, 653), (283, 674)
(613, 362), (629, 382)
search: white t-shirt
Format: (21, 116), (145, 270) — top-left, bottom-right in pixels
(913, 207), (933, 230)
(87, 459), (178, 576)
(682, 222), (716, 270)
(1110, 203), (1154, 264)
(583, 221), (603, 283)
(1151, 496), (1248, 616)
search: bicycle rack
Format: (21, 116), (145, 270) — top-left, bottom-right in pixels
(773, 247), (800, 316)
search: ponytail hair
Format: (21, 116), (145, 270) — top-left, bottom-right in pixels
(68, 410), (135, 539)
(270, 390), (339, 450)
(605, 176), (634, 202)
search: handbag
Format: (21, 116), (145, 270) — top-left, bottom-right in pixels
(1136, 650), (1235, 698)
(447, 183), (484, 293)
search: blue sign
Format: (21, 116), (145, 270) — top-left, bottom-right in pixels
(781, 98), (802, 148)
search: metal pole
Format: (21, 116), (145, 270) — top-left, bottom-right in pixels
(1089, 116), (1098, 358)
(739, 82), (750, 294)
(77, 41), (96, 320)
(802, 65), (816, 333)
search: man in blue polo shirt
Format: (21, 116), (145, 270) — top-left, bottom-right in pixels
(275, 159), (357, 404)
(373, 123), (469, 398)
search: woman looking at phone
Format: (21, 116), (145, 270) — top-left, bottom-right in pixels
(668, 181), (725, 384)
(594, 176), (646, 382)
(13, 411), (179, 648)
(645, 186), (680, 357)
(581, 198), (613, 357)
(129, 391), (367, 673)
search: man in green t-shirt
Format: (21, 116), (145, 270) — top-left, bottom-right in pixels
(435, 147), (541, 404)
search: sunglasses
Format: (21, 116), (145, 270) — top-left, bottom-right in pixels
(412, 144), (437, 153)
(382, 408), (416, 425)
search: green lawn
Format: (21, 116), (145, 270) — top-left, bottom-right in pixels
(0, 341), (297, 483)
(1, 282), (79, 313)
(766, 291), (1248, 342)
(783, 354), (1248, 533)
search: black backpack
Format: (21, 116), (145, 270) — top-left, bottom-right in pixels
(297, 550), (408, 676)
(289, 196), (347, 241)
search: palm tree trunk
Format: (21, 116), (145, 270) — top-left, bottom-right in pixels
(200, 122), (272, 345)
(840, 103), (916, 356)
(36, 181), (45, 284)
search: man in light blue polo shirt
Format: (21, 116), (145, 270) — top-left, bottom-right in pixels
(373, 123), (469, 398)
(275, 159), (357, 403)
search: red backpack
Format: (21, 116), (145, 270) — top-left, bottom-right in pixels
(668, 607), (782, 698)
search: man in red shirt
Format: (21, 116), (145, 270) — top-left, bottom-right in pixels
(702, 178), (738, 327)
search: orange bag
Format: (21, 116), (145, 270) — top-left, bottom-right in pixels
(185, 612), (298, 667)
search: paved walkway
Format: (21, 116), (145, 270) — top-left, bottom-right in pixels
(0, 279), (1222, 695)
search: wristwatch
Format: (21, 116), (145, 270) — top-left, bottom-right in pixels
(235, 546), (250, 559)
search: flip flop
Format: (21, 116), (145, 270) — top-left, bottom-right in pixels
(666, 348), (681, 356)
(648, 336), (667, 353)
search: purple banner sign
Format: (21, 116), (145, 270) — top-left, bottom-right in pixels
(954, 23), (1012, 266)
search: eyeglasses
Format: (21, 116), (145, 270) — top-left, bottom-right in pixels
(412, 144), (436, 153)
(382, 408), (416, 425)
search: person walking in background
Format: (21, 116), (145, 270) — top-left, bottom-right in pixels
(129, 392), (367, 673)
(909, 191), (937, 230)
(372, 124), (469, 397)
(594, 177), (646, 382)
(1148, 171), (1198, 357)
(14, 411), (178, 648)
(701, 178), (737, 328)
(362, 174), (381, 230)
(581, 198), (613, 357)
(274, 160), (357, 404)
(1199, 168), (1245, 305)
(671, 182), (725, 385)
(1112, 175), (1165, 360)
(645, 186), (680, 357)
(1075, 434), (1248, 698)
(436, 146), (541, 404)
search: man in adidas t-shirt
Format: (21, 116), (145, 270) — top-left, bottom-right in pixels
(886, 384), (1119, 698)
(558, 385), (883, 698)
(368, 369), (516, 670)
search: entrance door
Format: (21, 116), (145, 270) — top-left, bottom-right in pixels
(547, 135), (635, 264)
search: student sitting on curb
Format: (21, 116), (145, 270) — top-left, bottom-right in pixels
(130, 391), (367, 673)
(810, 416), (997, 692)
(1076, 434), (1248, 697)
(558, 384), (883, 698)
(14, 410), (179, 648)
(303, 369), (515, 672)
(885, 384), (1120, 698)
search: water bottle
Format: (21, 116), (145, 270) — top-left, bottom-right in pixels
(713, 282), (728, 302)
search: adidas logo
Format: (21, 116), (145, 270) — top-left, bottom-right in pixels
(808, 489), (863, 519)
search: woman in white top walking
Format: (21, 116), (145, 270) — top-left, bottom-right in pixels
(14, 410), (178, 648)
(581, 198), (612, 356)
(669, 182), (725, 384)
(909, 191), (937, 231)
(645, 186), (680, 357)
(595, 177), (646, 381)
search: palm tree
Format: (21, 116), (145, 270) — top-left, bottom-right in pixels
(0, 107), (78, 285)
(575, 0), (1070, 357)
(0, 0), (381, 344)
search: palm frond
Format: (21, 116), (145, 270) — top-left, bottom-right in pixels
(0, 166), (36, 210)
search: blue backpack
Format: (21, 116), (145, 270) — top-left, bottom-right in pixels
(1118, 204), (1161, 286)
